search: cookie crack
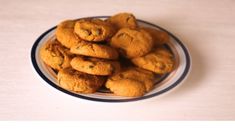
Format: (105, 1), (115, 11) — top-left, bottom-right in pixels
(90, 44), (96, 55)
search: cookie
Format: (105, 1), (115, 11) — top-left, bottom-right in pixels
(107, 12), (138, 29)
(105, 67), (155, 97)
(110, 28), (153, 58)
(74, 19), (115, 42)
(132, 47), (175, 74)
(40, 38), (71, 70)
(70, 41), (119, 60)
(141, 27), (170, 46)
(71, 56), (121, 76)
(56, 20), (81, 48)
(57, 68), (106, 94)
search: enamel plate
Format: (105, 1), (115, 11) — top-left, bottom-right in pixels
(31, 16), (191, 102)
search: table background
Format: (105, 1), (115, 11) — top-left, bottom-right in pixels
(0, 0), (235, 120)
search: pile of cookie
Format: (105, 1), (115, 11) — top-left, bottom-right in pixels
(40, 12), (175, 97)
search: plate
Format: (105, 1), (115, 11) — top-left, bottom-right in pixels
(31, 16), (191, 102)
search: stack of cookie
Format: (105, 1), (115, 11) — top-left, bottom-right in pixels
(40, 12), (175, 97)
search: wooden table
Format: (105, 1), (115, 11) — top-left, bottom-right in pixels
(0, 0), (235, 120)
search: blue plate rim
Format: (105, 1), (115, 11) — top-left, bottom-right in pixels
(30, 16), (191, 103)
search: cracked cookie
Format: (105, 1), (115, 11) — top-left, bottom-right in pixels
(105, 67), (155, 97)
(40, 38), (71, 70)
(132, 47), (175, 74)
(55, 20), (81, 48)
(70, 41), (119, 60)
(71, 56), (120, 76)
(57, 68), (106, 93)
(74, 19), (115, 42)
(141, 27), (170, 46)
(110, 28), (153, 58)
(107, 12), (138, 29)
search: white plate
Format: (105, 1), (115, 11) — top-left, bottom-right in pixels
(31, 16), (191, 102)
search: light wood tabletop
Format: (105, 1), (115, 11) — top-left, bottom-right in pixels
(0, 0), (235, 120)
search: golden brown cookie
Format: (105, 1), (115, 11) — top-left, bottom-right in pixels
(107, 12), (138, 29)
(74, 19), (115, 42)
(105, 67), (155, 97)
(56, 20), (81, 48)
(40, 38), (71, 70)
(141, 27), (170, 46)
(110, 28), (153, 58)
(71, 56), (121, 76)
(70, 41), (119, 60)
(132, 47), (175, 74)
(57, 68), (106, 94)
